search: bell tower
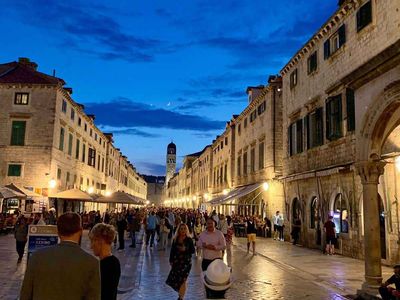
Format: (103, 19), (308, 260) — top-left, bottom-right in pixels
(166, 142), (176, 185)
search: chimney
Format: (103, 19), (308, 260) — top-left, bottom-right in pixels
(64, 87), (73, 95)
(18, 57), (38, 71)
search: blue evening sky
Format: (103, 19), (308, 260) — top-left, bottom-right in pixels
(0, 0), (338, 175)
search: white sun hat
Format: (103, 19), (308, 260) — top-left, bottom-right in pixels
(202, 259), (232, 291)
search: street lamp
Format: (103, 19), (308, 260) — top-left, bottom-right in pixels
(146, 200), (150, 205)
(88, 187), (94, 194)
(48, 179), (57, 189)
(223, 189), (229, 195)
(105, 190), (111, 197)
(263, 182), (270, 191)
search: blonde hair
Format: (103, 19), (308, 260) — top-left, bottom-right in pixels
(89, 223), (116, 244)
(173, 223), (192, 241)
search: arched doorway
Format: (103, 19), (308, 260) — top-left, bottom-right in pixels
(378, 194), (386, 259)
(333, 193), (349, 234)
(310, 196), (321, 245)
(292, 197), (300, 222)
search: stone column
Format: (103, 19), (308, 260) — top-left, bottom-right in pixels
(356, 161), (386, 292)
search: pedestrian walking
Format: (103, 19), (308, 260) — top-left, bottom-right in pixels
(272, 211), (280, 240)
(193, 217), (204, 257)
(20, 212), (101, 300)
(145, 211), (157, 247)
(14, 216), (28, 263)
(246, 216), (257, 255)
(116, 213), (127, 250)
(159, 214), (171, 251)
(89, 223), (121, 300)
(324, 215), (336, 255)
(197, 218), (226, 271)
(166, 223), (195, 300)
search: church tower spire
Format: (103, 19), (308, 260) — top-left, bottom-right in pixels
(166, 141), (176, 185)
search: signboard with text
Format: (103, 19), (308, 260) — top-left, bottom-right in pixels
(27, 225), (58, 259)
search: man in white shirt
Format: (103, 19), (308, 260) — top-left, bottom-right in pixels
(197, 218), (226, 271)
(272, 211), (280, 240)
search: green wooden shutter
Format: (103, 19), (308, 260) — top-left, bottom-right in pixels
(338, 24), (346, 48)
(11, 121), (26, 146)
(288, 125), (293, 156)
(346, 88), (355, 131)
(324, 40), (330, 59)
(316, 107), (323, 146)
(305, 115), (310, 150)
(296, 119), (303, 153)
(336, 95), (343, 138)
(326, 98), (332, 141)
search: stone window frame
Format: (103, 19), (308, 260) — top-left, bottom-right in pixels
(289, 69), (298, 89)
(7, 163), (23, 177)
(307, 51), (318, 75)
(14, 92), (29, 105)
(324, 24), (346, 60)
(332, 193), (349, 234)
(61, 99), (67, 113)
(10, 120), (27, 146)
(356, 0), (372, 33)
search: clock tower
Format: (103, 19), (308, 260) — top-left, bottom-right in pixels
(166, 142), (176, 185)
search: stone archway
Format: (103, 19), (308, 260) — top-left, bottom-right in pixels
(356, 80), (400, 292)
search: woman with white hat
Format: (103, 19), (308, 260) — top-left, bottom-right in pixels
(166, 223), (195, 300)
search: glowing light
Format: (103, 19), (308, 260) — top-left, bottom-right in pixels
(48, 179), (56, 189)
(396, 156), (400, 172)
(223, 189), (229, 195)
(88, 187), (94, 194)
(105, 190), (111, 197)
(263, 182), (269, 191)
(204, 193), (209, 200)
(146, 200), (150, 205)
(193, 196), (197, 201)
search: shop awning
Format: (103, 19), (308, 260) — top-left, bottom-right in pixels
(208, 183), (262, 205)
(50, 188), (93, 201)
(96, 191), (144, 205)
(5, 183), (42, 198)
(0, 186), (26, 199)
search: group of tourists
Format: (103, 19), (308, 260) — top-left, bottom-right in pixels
(13, 205), (400, 300)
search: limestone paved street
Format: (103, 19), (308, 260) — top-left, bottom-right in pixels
(0, 231), (393, 300)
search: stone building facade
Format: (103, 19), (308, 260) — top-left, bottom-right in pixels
(165, 76), (284, 219)
(0, 58), (147, 213)
(164, 0), (400, 293)
(280, 0), (400, 292)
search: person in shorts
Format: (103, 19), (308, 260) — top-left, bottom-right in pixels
(246, 216), (257, 255)
(324, 215), (336, 255)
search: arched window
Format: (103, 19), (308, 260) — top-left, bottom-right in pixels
(292, 197), (300, 222)
(310, 197), (319, 229)
(333, 193), (349, 233)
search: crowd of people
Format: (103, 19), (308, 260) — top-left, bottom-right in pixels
(12, 206), (400, 299)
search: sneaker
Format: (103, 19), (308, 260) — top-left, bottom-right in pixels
(280, 238), (284, 242)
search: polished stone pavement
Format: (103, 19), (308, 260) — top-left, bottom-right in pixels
(0, 230), (393, 300)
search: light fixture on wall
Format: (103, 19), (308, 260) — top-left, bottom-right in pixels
(88, 187), (94, 194)
(223, 189), (229, 195)
(105, 190), (111, 197)
(48, 179), (57, 189)
(395, 156), (400, 172)
(263, 182), (269, 191)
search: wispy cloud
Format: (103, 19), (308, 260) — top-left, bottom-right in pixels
(5, 0), (172, 63)
(137, 162), (166, 176)
(85, 97), (225, 131)
(107, 127), (161, 138)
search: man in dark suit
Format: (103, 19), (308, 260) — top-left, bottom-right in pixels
(20, 212), (101, 300)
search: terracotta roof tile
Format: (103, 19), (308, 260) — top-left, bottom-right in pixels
(0, 61), (65, 85)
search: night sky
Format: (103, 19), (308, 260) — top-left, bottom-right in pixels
(0, 0), (338, 175)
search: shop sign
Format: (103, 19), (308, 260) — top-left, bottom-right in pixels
(27, 225), (58, 260)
